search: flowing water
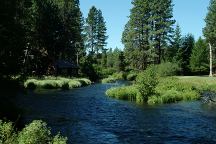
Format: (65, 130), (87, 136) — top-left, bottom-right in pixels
(15, 81), (216, 144)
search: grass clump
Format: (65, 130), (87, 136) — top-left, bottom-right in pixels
(147, 77), (200, 104)
(101, 77), (117, 83)
(24, 77), (91, 90)
(106, 86), (140, 101)
(101, 72), (127, 83)
(0, 120), (67, 144)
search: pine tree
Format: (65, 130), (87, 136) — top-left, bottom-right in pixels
(96, 9), (108, 54)
(0, 0), (26, 75)
(85, 6), (98, 54)
(122, 0), (175, 69)
(203, 0), (216, 48)
(150, 0), (175, 64)
(190, 37), (208, 74)
(167, 24), (182, 62)
(178, 34), (195, 75)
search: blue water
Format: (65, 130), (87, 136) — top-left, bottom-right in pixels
(15, 82), (216, 144)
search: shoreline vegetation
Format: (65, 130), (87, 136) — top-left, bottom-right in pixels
(106, 76), (216, 105)
(104, 64), (216, 105)
(24, 76), (92, 90)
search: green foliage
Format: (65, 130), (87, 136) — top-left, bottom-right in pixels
(101, 77), (116, 83)
(0, 120), (17, 144)
(85, 6), (107, 54)
(154, 62), (180, 77)
(148, 77), (200, 104)
(203, 0), (216, 47)
(105, 76), (213, 105)
(24, 77), (91, 90)
(122, 0), (175, 69)
(136, 66), (159, 102)
(106, 86), (140, 102)
(126, 72), (138, 81)
(190, 37), (209, 74)
(177, 34), (195, 75)
(18, 120), (51, 143)
(0, 120), (67, 144)
(0, 0), (25, 75)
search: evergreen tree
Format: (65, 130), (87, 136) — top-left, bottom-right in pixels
(122, 0), (175, 70)
(0, 0), (26, 75)
(178, 34), (195, 75)
(190, 38), (209, 74)
(167, 24), (182, 62)
(150, 0), (175, 64)
(85, 6), (98, 54)
(203, 0), (216, 48)
(96, 9), (108, 54)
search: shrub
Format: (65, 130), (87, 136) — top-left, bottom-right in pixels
(0, 120), (67, 144)
(0, 120), (17, 144)
(136, 66), (159, 102)
(126, 72), (138, 81)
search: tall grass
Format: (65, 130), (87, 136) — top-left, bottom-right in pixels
(24, 76), (91, 90)
(106, 86), (141, 102)
(106, 77), (203, 105)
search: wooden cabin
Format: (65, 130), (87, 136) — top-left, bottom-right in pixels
(54, 60), (79, 77)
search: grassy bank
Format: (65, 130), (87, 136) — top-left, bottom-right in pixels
(105, 76), (216, 105)
(24, 76), (91, 90)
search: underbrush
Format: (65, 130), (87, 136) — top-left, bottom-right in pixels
(24, 76), (91, 90)
(0, 120), (67, 144)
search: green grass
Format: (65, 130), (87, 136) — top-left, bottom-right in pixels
(24, 76), (91, 90)
(105, 76), (211, 105)
(105, 85), (141, 102)
(101, 72), (127, 83)
(101, 77), (117, 83)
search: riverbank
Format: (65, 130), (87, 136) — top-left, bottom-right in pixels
(106, 76), (216, 105)
(24, 76), (91, 90)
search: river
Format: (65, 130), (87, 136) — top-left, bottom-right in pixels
(15, 81), (216, 144)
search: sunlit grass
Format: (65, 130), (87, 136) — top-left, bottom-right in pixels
(105, 76), (214, 105)
(24, 76), (91, 90)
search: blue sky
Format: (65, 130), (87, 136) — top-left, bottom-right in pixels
(80, 0), (210, 49)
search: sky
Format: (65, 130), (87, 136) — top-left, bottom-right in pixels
(80, 0), (210, 49)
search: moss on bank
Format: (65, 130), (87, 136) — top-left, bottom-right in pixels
(105, 76), (215, 105)
(24, 76), (91, 90)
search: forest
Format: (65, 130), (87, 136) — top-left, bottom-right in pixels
(1, 0), (216, 143)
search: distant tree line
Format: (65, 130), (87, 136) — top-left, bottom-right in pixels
(1, 0), (216, 79)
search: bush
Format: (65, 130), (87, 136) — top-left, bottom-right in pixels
(136, 66), (159, 102)
(0, 120), (67, 144)
(0, 120), (17, 144)
(126, 72), (138, 81)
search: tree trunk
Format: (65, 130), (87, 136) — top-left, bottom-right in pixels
(209, 43), (213, 77)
